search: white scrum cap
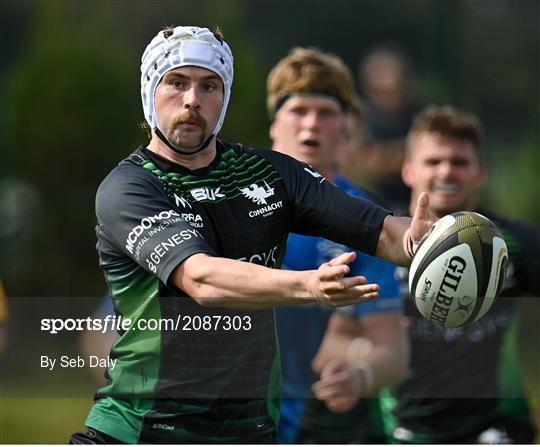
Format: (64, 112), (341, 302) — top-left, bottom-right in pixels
(140, 26), (234, 136)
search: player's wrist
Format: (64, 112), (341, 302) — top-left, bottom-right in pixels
(351, 361), (375, 396)
(346, 337), (375, 396)
(299, 270), (320, 303)
(346, 337), (373, 366)
(403, 228), (416, 261)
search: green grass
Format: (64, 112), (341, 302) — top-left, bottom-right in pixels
(0, 397), (93, 443)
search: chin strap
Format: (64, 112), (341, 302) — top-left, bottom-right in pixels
(154, 128), (214, 155)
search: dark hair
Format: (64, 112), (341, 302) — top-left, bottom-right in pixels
(406, 106), (483, 158)
(359, 43), (412, 87)
(162, 25), (223, 42)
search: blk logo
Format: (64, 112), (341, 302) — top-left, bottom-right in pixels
(190, 187), (225, 201)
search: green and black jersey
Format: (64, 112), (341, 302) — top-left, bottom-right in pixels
(87, 141), (389, 443)
(381, 210), (540, 444)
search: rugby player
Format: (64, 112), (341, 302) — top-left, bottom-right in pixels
(267, 47), (406, 444)
(379, 106), (539, 444)
(70, 26), (433, 444)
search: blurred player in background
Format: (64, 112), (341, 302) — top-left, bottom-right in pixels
(267, 47), (408, 444)
(356, 45), (421, 213)
(71, 25), (434, 444)
(334, 102), (387, 205)
(378, 105), (539, 443)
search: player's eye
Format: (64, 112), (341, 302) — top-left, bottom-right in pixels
(452, 159), (469, 167)
(202, 83), (217, 92)
(319, 109), (339, 118)
(290, 107), (307, 116)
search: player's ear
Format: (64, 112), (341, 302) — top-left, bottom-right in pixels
(338, 117), (349, 145)
(476, 165), (487, 187)
(269, 121), (277, 142)
(402, 159), (414, 187)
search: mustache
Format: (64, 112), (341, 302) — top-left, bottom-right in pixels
(172, 110), (207, 127)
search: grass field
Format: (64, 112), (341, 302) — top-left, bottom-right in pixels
(0, 397), (93, 443)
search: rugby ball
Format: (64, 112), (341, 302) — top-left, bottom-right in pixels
(409, 212), (508, 328)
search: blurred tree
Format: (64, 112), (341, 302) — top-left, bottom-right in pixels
(481, 121), (540, 225)
(4, 2), (141, 296)
(459, 0), (540, 141)
(2, 1), (270, 297)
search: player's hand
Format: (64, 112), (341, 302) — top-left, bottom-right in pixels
(306, 252), (379, 307)
(312, 360), (362, 413)
(405, 192), (437, 258)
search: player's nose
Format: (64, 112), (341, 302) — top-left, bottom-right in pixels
(302, 111), (320, 129)
(437, 161), (454, 178)
(183, 85), (201, 109)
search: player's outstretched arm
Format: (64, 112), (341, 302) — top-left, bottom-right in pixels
(171, 251), (380, 310)
(376, 192), (434, 266)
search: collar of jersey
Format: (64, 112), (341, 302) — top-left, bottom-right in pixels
(139, 140), (225, 176)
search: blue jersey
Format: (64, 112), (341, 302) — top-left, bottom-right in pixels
(276, 173), (401, 443)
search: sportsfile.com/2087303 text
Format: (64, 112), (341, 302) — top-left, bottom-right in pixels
(40, 314), (252, 334)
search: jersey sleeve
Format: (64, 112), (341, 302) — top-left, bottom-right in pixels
(260, 151), (392, 256)
(96, 163), (215, 284)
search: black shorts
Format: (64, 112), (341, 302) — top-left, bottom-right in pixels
(69, 427), (275, 444)
(69, 428), (122, 444)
